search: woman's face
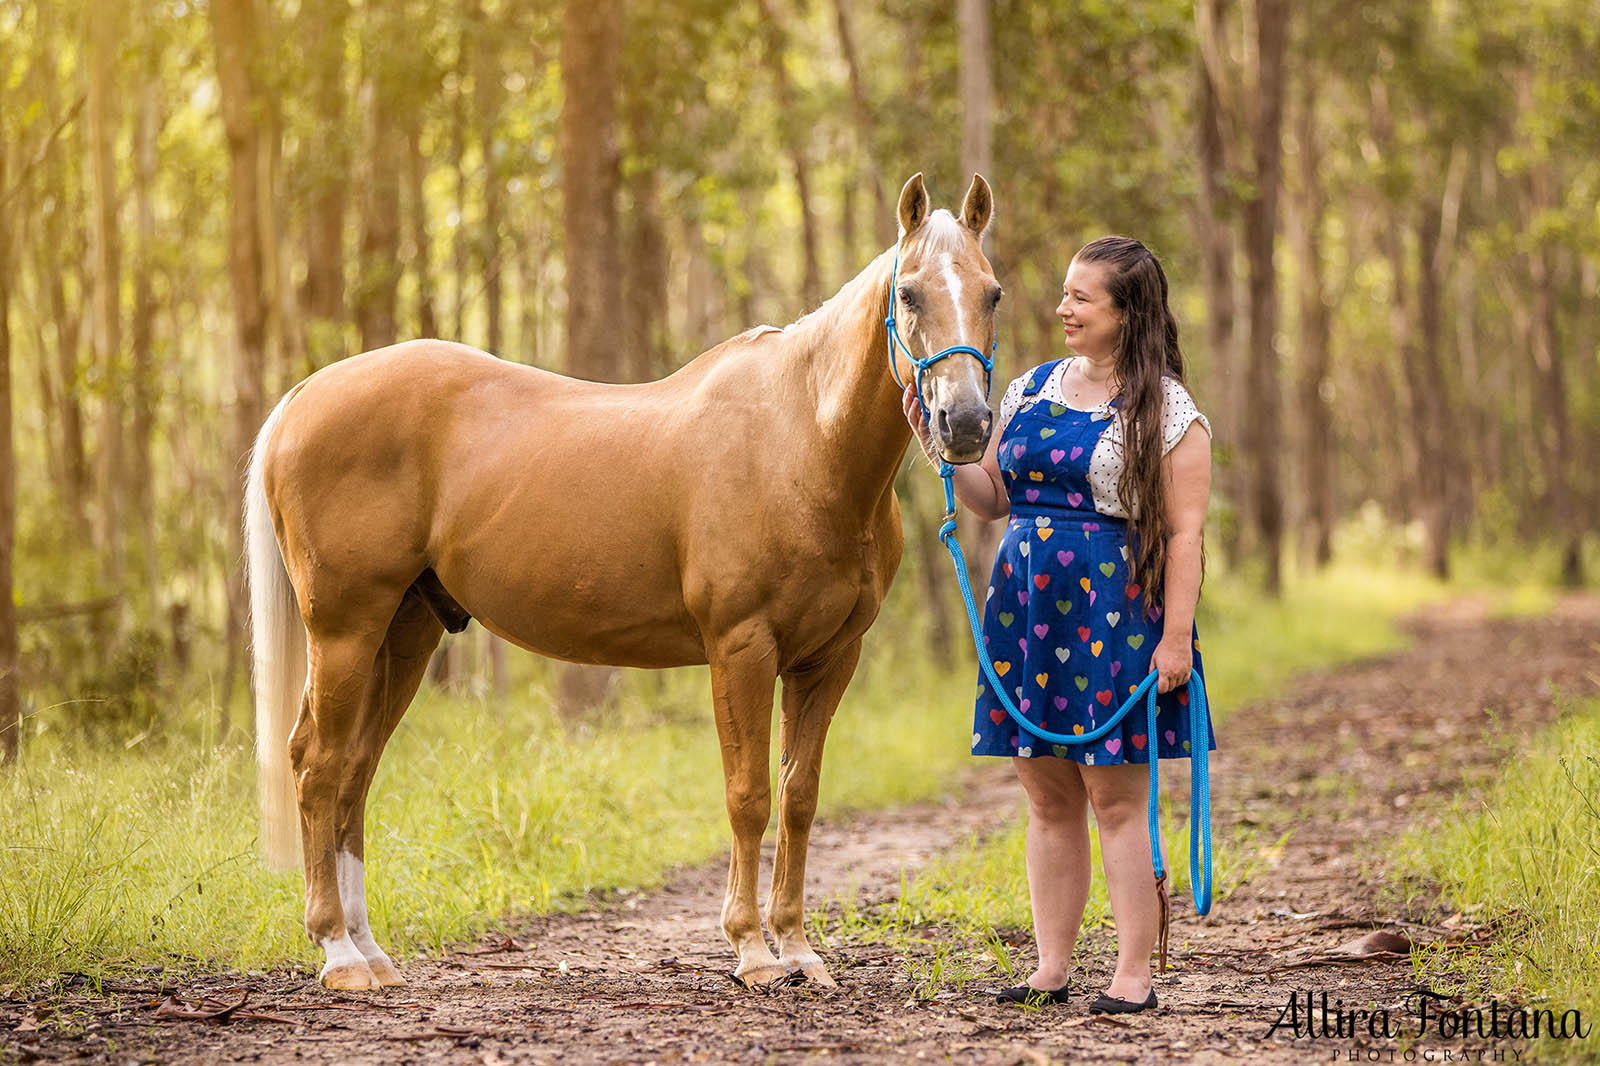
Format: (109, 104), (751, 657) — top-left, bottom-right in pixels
(1055, 259), (1123, 361)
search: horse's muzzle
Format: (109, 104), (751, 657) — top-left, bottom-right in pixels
(936, 401), (992, 464)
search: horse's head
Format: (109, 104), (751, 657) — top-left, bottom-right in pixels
(889, 172), (1001, 465)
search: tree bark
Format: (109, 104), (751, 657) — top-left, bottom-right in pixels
(753, 0), (821, 310)
(1242, 0), (1288, 594)
(958, 0), (992, 252)
(210, 0), (270, 737)
(0, 124), (19, 767)
(1194, 0), (1243, 562)
(1412, 197), (1451, 579)
(355, 15), (402, 352)
(299, 0), (349, 370)
(560, 0), (624, 380)
(476, 17), (503, 357)
(131, 45), (162, 606)
(830, 0), (891, 248)
(86, 2), (126, 587)
(1291, 68), (1333, 568)
(406, 117), (437, 339)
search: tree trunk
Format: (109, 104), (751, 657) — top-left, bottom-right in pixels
(355, 21), (401, 352)
(753, 0), (821, 310)
(476, 20), (503, 357)
(1194, 0), (1243, 563)
(557, 0), (626, 707)
(560, 0), (624, 380)
(451, 5), (473, 343)
(1291, 68), (1333, 568)
(830, 0), (891, 248)
(1527, 166), (1580, 585)
(0, 127), (19, 767)
(131, 47), (162, 606)
(86, 2), (126, 588)
(955, 0), (1001, 601)
(210, 0), (270, 737)
(407, 117), (437, 339)
(1242, 0), (1288, 594)
(299, 0), (349, 370)
(958, 0), (992, 251)
(1413, 198), (1451, 579)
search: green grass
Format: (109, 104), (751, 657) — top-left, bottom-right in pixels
(1, 518), (1582, 996)
(0, 646), (975, 992)
(1393, 699), (1600, 1063)
(811, 548), (1553, 996)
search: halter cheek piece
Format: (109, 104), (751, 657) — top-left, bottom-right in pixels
(885, 244), (997, 430)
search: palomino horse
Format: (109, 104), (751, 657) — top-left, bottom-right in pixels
(247, 173), (1001, 990)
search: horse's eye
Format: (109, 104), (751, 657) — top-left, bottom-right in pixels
(898, 286), (918, 310)
(989, 287), (1004, 309)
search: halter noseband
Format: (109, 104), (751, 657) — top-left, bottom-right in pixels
(885, 244), (997, 408)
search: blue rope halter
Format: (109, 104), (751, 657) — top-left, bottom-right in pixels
(887, 244), (1213, 953)
(885, 244), (996, 403)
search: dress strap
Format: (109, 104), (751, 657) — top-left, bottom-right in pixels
(1022, 359), (1066, 397)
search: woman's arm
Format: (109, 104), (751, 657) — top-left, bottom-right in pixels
(902, 382), (1010, 521)
(1150, 422), (1211, 693)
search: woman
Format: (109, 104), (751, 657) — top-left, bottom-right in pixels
(904, 236), (1214, 1013)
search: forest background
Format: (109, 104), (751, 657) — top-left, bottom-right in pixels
(0, 0), (1597, 762)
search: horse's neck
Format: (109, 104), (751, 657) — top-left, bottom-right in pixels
(787, 250), (910, 518)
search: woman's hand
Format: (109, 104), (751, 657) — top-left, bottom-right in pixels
(1150, 634), (1193, 695)
(901, 382), (941, 465)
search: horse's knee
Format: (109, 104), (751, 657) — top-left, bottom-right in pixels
(724, 783), (770, 837)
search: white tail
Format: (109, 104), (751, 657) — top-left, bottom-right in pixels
(246, 395), (308, 872)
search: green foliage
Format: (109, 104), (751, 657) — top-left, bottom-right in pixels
(0, 621), (974, 990)
(1393, 699), (1600, 1064)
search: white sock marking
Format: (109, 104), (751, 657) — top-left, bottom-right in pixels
(336, 850), (390, 964)
(319, 932), (369, 975)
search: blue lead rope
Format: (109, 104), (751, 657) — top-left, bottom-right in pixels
(930, 459), (1214, 930)
(883, 235), (1212, 948)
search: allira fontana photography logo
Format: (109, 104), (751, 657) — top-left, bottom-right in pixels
(1266, 988), (1592, 1047)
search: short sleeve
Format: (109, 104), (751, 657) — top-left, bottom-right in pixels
(998, 373), (1031, 436)
(1161, 377), (1212, 455)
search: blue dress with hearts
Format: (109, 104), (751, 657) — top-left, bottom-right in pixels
(971, 359), (1217, 765)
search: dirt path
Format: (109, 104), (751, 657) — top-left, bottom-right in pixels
(6, 594), (1600, 1065)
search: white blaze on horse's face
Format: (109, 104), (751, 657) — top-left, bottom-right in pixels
(896, 216), (1000, 465)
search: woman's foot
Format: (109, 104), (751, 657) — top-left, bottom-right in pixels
(996, 966), (1073, 1006)
(996, 980), (1072, 1006)
(1089, 987), (1158, 1014)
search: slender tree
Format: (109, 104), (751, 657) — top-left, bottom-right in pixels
(1242, 0), (1289, 593)
(560, 0), (624, 381)
(0, 114), (19, 767)
(210, 0), (270, 734)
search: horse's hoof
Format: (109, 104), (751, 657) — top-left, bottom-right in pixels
(367, 956), (406, 987)
(798, 962), (838, 988)
(733, 964), (793, 989)
(320, 961), (380, 990)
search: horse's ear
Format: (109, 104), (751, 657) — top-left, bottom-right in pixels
(961, 174), (993, 235)
(897, 173), (930, 236)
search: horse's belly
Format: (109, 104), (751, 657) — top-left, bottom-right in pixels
(433, 534), (705, 670)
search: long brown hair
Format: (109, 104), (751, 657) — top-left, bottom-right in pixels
(1073, 236), (1195, 617)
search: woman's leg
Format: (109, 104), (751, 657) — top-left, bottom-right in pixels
(1080, 763), (1159, 1000)
(1012, 757), (1091, 989)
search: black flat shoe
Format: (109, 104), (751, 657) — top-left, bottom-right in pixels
(996, 982), (1072, 1006)
(1089, 988), (1158, 1014)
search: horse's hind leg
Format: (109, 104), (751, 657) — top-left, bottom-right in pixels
(765, 641), (860, 988)
(291, 587), (437, 990)
(329, 590), (444, 986)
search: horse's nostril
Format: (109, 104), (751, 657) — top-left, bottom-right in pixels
(938, 409), (953, 440)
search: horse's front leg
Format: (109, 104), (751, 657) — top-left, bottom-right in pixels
(766, 640), (860, 988)
(707, 623), (785, 987)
